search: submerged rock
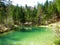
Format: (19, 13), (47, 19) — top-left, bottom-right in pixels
(20, 27), (32, 32)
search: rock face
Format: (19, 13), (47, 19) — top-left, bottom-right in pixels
(0, 24), (9, 33)
(24, 22), (32, 26)
(49, 22), (60, 37)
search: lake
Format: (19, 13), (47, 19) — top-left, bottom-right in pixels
(0, 27), (55, 45)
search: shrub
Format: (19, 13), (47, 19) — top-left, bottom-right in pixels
(54, 39), (60, 45)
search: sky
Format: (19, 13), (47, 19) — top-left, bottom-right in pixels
(10, 0), (53, 7)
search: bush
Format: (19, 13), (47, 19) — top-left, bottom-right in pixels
(54, 39), (60, 45)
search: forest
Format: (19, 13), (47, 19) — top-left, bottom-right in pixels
(0, 0), (60, 45)
(0, 0), (60, 31)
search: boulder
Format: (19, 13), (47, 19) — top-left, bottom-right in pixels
(0, 24), (9, 33)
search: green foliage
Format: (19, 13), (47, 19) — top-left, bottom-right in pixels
(55, 0), (60, 12)
(0, 0), (60, 26)
(0, 1), (6, 23)
(54, 39), (60, 45)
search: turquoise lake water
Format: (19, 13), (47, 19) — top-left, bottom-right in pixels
(0, 27), (55, 45)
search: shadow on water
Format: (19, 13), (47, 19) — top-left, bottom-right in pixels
(0, 27), (53, 45)
(20, 27), (49, 32)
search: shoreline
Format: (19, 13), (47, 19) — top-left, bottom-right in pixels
(39, 21), (60, 28)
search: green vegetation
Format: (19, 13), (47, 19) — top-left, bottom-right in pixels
(0, 0), (60, 27)
(54, 39), (60, 45)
